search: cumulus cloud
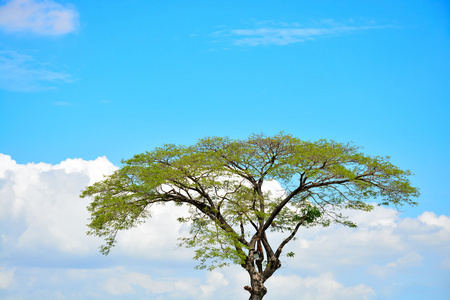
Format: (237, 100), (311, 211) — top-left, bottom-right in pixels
(214, 20), (384, 46)
(114, 203), (194, 261)
(0, 154), (117, 255)
(0, 153), (195, 262)
(1, 153), (449, 299)
(0, 50), (73, 92)
(282, 206), (450, 272)
(0, 0), (79, 35)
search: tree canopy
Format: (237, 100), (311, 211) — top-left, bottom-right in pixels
(81, 133), (419, 300)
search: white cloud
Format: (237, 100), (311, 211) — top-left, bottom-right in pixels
(397, 211), (450, 254)
(114, 203), (194, 261)
(418, 211), (450, 228)
(387, 252), (423, 268)
(0, 0), (79, 35)
(0, 50), (73, 92)
(0, 154), (117, 255)
(198, 271), (229, 298)
(0, 153), (449, 299)
(0, 267), (15, 289)
(102, 268), (228, 298)
(2, 265), (374, 300)
(216, 21), (384, 46)
(0, 154), (198, 261)
(265, 273), (374, 300)
(369, 252), (423, 279)
(103, 275), (135, 296)
(278, 208), (403, 271)
(0, 153), (196, 262)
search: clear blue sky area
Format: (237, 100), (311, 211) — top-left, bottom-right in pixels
(0, 1), (449, 299)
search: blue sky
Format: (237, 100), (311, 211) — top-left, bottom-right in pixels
(0, 0), (449, 299)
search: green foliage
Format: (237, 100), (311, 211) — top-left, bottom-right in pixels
(80, 133), (419, 269)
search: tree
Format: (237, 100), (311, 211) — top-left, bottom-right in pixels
(80, 133), (419, 300)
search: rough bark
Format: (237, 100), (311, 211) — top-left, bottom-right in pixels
(244, 254), (281, 300)
(246, 272), (267, 300)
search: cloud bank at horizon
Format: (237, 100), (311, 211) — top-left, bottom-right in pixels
(0, 153), (448, 299)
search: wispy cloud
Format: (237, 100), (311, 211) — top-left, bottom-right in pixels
(0, 0), (79, 35)
(215, 20), (385, 46)
(0, 50), (73, 92)
(52, 101), (74, 106)
(369, 252), (423, 279)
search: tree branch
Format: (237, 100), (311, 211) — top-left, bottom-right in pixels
(274, 216), (307, 258)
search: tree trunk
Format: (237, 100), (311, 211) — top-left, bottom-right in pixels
(244, 253), (281, 299)
(249, 293), (266, 300)
(245, 271), (267, 300)
(249, 289), (267, 300)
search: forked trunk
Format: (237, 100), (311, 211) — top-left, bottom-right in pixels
(244, 248), (281, 299)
